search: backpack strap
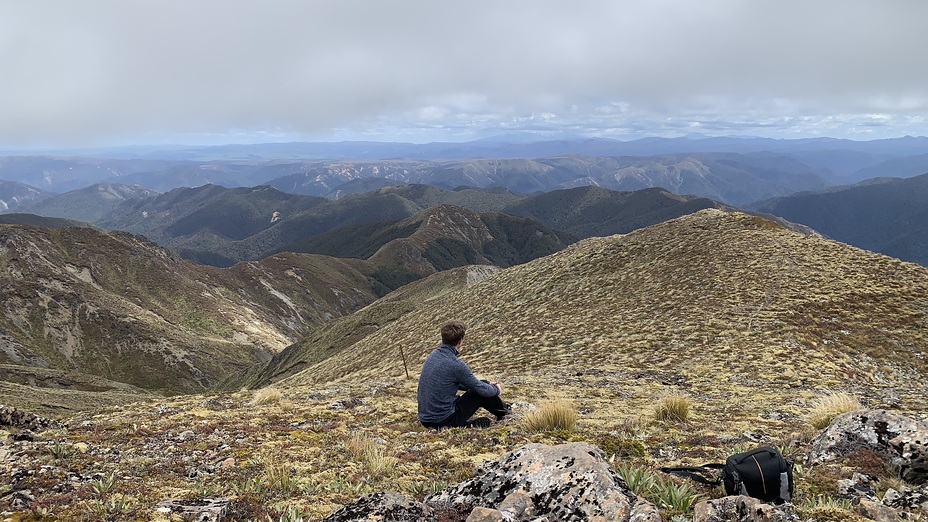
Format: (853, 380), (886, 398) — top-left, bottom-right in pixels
(659, 464), (725, 486)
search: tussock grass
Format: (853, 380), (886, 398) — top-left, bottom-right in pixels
(346, 433), (398, 477)
(654, 395), (692, 423)
(250, 387), (283, 406)
(521, 400), (578, 433)
(806, 392), (861, 429)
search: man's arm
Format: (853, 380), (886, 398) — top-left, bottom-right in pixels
(454, 360), (499, 397)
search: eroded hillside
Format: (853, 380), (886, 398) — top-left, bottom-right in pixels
(0, 224), (379, 398)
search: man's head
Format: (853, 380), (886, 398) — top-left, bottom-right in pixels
(440, 320), (467, 347)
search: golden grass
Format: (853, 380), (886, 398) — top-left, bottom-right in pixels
(346, 433), (398, 477)
(522, 400), (578, 433)
(250, 387), (283, 405)
(806, 392), (862, 429)
(654, 394), (692, 423)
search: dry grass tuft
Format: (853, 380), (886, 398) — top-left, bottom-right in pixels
(806, 392), (861, 429)
(346, 433), (397, 477)
(250, 387), (283, 405)
(654, 395), (692, 423)
(522, 400), (578, 433)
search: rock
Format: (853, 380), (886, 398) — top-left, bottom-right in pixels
(837, 472), (878, 501)
(883, 485), (928, 513)
(466, 506), (508, 522)
(0, 405), (63, 431)
(330, 397), (366, 410)
(427, 442), (659, 521)
(693, 495), (799, 522)
(154, 498), (230, 522)
(855, 499), (898, 522)
(322, 491), (432, 522)
(806, 409), (928, 484)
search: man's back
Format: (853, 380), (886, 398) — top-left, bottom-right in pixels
(417, 344), (497, 423)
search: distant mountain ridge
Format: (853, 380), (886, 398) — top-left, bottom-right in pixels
(0, 179), (50, 211)
(753, 172), (928, 266)
(10, 135), (928, 202)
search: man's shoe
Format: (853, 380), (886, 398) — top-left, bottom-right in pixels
(466, 417), (491, 429)
(495, 404), (512, 421)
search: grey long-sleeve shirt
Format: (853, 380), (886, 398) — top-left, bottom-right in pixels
(416, 344), (499, 423)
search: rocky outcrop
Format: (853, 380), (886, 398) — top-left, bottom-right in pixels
(0, 405), (63, 431)
(692, 495), (799, 522)
(322, 491), (432, 522)
(427, 442), (660, 521)
(324, 443), (659, 521)
(806, 410), (928, 484)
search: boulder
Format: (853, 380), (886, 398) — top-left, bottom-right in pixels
(0, 405), (62, 431)
(692, 495), (798, 522)
(806, 410), (928, 484)
(322, 491), (432, 522)
(154, 498), (231, 522)
(427, 442), (659, 521)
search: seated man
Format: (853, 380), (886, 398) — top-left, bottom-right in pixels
(417, 320), (510, 429)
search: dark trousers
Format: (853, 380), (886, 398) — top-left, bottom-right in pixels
(422, 390), (508, 429)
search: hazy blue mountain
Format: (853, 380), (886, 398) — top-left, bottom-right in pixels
(0, 156), (181, 192)
(848, 152), (928, 182)
(15, 183), (160, 223)
(753, 173), (928, 266)
(0, 180), (51, 211)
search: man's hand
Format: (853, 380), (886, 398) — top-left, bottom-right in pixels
(490, 381), (502, 394)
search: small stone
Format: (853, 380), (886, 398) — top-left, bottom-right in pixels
(856, 499), (898, 522)
(466, 506), (506, 522)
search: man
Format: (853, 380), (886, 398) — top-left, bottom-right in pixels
(417, 320), (511, 429)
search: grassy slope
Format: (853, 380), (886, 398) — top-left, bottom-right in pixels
(4, 209), (927, 521)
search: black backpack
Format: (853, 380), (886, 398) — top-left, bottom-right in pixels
(660, 446), (794, 504)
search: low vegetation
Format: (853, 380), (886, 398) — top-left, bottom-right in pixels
(521, 400), (578, 433)
(806, 391), (862, 429)
(654, 395), (692, 423)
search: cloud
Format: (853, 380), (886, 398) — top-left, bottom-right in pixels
(2, 1), (928, 147)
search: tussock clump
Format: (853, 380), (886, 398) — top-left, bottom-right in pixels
(250, 387), (283, 405)
(522, 400), (578, 433)
(806, 392), (861, 429)
(346, 433), (397, 477)
(654, 395), (691, 423)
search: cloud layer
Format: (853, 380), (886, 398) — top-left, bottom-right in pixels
(2, 1), (927, 146)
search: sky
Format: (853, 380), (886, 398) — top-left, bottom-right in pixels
(2, 1), (928, 148)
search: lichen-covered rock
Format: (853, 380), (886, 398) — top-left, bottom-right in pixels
(806, 409), (928, 484)
(837, 472), (878, 501)
(426, 442), (659, 521)
(883, 485), (928, 514)
(0, 405), (63, 431)
(322, 491), (432, 522)
(692, 495), (799, 522)
(154, 498), (230, 522)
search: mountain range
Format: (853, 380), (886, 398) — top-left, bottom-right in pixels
(752, 172), (928, 266)
(7, 134), (928, 206)
(2, 205), (928, 520)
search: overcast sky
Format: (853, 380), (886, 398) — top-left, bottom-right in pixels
(2, 1), (927, 147)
